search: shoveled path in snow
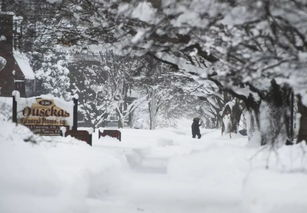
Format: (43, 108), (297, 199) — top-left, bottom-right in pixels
(90, 128), (250, 213)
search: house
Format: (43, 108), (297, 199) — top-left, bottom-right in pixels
(0, 12), (36, 97)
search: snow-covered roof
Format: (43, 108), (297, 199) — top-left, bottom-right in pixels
(13, 51), (35, 80)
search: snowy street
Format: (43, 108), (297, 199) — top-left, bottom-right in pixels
(90, 129), (246, 213)
(1, 120), (306, 213)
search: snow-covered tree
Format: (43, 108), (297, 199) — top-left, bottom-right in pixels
(9, 0), (307, 144)
(108, 0), (307, 145)
(34, 51), (70, 98)
(69, 50), (147, 128)
(131, 55), (198, 129)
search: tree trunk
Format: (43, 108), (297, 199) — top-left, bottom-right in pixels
(117, 110), (124, 129)
(231, 99), (243, 133)
(297, 96), (307, 143)
(118, 118), (124, 128)
(257, 80), (292, 146)
(116, 105), (125, 128)
(148, 91), (158, 130)
(259, 101), (288, 146)
(245, 94), (261, 145)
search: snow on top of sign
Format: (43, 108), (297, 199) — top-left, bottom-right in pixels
(13, 51), (35, 80)
(12, 90), (20, 99)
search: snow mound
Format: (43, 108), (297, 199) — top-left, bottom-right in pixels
(0, 121), (124, 213)
(0, 97), (12, 121)
(1, 119), (307, 213)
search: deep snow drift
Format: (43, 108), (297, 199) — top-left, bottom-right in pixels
(0, 120), (307, 213)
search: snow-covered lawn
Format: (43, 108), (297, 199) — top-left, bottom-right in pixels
(0, 120), (307, 213)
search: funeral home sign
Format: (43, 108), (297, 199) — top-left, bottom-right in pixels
(13, 92), (77, 136)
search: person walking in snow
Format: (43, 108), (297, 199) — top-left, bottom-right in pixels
(192, 117), (202, 139)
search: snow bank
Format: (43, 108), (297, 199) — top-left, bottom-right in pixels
(167, 136), (249, 202)
(243, 170), (307, 213)
(0, 121), (124, 213)
(165, 130), (307, 213)
(0, 96), (12, 121)
(1, 118), (307, 213)
(242, 144), (307, 213)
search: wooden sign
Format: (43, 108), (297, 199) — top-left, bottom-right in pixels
(65, 130), (92, 146)
(99, 129), (121, 141)
(13, 94), (76, 136)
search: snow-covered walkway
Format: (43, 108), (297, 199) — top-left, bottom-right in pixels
(88, 127), (306, 213)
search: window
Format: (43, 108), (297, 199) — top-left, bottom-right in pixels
(14, 80), (24, 90)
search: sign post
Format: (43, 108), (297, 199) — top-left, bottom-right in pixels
(72, 95), (78, 131)
(12, 91), (18, 123)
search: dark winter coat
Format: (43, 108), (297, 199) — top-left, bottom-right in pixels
(191, 118), (201, 135)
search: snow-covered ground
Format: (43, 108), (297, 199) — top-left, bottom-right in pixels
(0, 119), (307, 213)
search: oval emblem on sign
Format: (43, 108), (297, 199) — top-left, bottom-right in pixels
(38, 100), (52, 106)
